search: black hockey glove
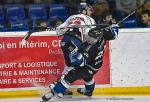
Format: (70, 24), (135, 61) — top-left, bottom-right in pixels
(63, 40), (78, 54)
(88, 27), (104, 39)
(103, 24), (119, 40)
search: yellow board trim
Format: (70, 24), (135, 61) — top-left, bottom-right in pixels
(0, 87), (150, 99)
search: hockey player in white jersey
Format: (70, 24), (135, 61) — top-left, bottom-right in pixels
(42, 4), (118, 102)
(56, 4), (95, 82)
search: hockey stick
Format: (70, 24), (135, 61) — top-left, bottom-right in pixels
(21, 27), (50, 45)
(117, 0), (148, 25)
(21, 24), (108, 45)
(21, 0), (148, 44)
(21, 30), (34, 45)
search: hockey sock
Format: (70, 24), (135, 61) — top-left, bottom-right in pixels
(85, 82), (95, 92)
(53, 76), (70, 94)
(85, 78), (95, 92)
(53, 82), (67, 93)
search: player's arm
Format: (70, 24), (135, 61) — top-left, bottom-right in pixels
(56, 16), (74, 36)
(88, 24), (119, 40)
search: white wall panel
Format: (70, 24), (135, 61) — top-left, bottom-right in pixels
(110, 28), (150, 87)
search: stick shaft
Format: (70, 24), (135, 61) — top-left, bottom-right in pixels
(117, 0), (148, 25)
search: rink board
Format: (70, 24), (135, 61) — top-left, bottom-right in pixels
(0, 31), (110, 98)
(110, 28), (150, 87)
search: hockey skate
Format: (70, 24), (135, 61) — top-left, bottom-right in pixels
(63, 89), (73, 98)
(49, 83), (73, 98)
(42, 90), (55, 101)
(77, 88), (93, 97)
(77, 83), (95, 97)
(42, 90), (63, 102)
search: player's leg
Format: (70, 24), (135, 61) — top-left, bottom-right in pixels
(59, 34), (82, 97)
(77, 61), (103, 97)
(77, 76), (95, 97)
(48, 65), (73, 98)
(48, 75), (73, 98)
(42, 67), (88, 101)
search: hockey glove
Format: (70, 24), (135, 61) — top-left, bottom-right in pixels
(104, 24), (119, 40)
(88, 27), (104, 39)
(62, 40), (79, 55)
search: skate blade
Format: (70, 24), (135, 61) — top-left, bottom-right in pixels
(40, 95), (62, 102)
(63, 95), (72, 98)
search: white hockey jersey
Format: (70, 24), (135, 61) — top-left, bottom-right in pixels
(56, 14), (96, 42)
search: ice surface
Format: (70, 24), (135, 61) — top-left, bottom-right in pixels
(0, 96), (150, 102)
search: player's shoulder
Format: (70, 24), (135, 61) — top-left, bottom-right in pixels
(75, 14), (94, 20)
(68, 14), (87, 21)
(70, 14), (86, 18)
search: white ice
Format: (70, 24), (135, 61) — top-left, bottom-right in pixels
(0, 96), (150, 102)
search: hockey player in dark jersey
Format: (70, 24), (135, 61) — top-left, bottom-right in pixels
(42, 24), (118, 101)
